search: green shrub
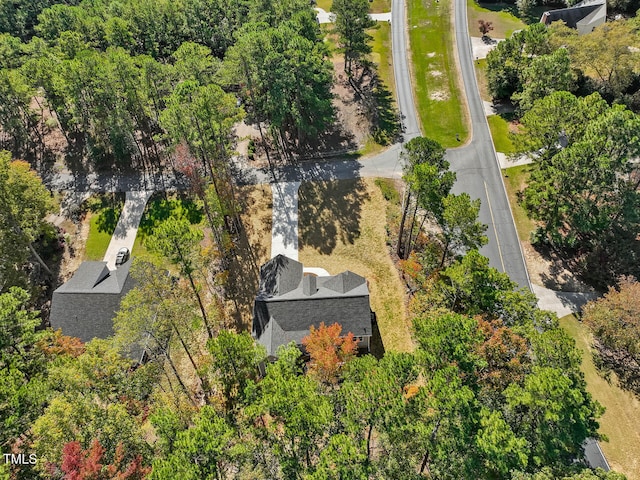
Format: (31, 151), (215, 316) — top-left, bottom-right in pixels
(375, 178), (400, 205)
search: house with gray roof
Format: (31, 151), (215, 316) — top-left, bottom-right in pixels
(252, 254), (374, 357)
(540, 0), (606, 35)
(49, 260), (135, 343)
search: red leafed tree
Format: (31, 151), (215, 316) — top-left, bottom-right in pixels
(173, 142), (205, 197)
(478, 19), (494, 38)
(61, 440), (150, 480)
(38, 329), (85, 358)
(61, 441), (103, 480)
(302, 322), (357, 383)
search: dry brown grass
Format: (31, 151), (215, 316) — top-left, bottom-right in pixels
(298, 179), (413, 353)
(225, 184), (273, 328)
(559, 315), (640, 478)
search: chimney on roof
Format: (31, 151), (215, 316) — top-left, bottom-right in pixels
(302, 274), (317, 296)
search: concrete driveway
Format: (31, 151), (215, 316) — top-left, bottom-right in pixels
(103, 190), (153, 269)
(471, 36), (504, 60)
(270, 182), (301, 260)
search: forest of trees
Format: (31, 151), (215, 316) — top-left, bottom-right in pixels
(0, 0), (336, 172)
(0, 0), (632, 477)
(0, 137), (626, 478)
(487, 20), (640, 114)
(486, 20), (640, 288)
(0, 250), (623, 479)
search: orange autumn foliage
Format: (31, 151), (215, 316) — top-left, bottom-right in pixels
(476, 318), (530, 393)
(302, 322), (357, 384)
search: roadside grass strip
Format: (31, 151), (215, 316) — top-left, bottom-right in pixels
(487, 114), (515, 154)
(408, 0), (468, 147)
(502, 164), (537, 242)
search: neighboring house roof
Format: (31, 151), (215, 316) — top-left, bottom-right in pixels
(540, 0), (606, 34)
(253, 255), (373, 356)
(49, 260), (135, 343)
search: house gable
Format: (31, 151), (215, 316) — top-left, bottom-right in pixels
(252, 255), (373, 356)
(49, 260), (135, 343)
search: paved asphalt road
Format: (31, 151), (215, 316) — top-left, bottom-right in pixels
(391, 0), (421, 140)
(447, 0), (530, 290)
(44, 0), (528, 292)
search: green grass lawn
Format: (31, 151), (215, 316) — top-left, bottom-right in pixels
(359, 22), (400, 155)
(408, 0), (468, 147)
(467, 0), (526, 38)
(369, 22), (395, 101)
(369, 0), (391, 13)
(133, 194), (203, 267)
(321, 24), (339, 53)
(83, 193), (203, 267)
(316, 0), (332, 12)
(85, 213), (115, 260)
(475, 57), (490, 101)
(487, 114), (515, 153)
(502, 164), (537, 242)
(83, 194), (124, 261)
(559, 315), (640, 478)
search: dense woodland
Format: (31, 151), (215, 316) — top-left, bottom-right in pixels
(0, 137), (628, 479)
(0, 0), (337, 173)
(0, 0), (635, 478)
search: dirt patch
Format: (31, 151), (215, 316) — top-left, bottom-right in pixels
(329, 59), (374, 149)
(430, 70), (443, 77)
(429, 90), (449, 101)
(298, 179), (413, 353)
(427, 52), (437, 57)
(224, 184), (273, 328)
(235, 57), (384, 168)
(234, 121), (261, 158)
(47, 202), (91, 289)
(522, 242), (594, 293)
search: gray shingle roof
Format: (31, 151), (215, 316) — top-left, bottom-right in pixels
(49, 260), (135, 343)
(253, 255), (373, 356)
(541, 0), (605, 29)
(258, 254), (304, 297)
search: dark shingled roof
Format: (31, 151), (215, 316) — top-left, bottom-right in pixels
(49, 260), (135, 343)
(258, 255), (304, 297)
(541, 3), (600, 28)
(253, 255), (373, 356)
(540, 0), (606, 33)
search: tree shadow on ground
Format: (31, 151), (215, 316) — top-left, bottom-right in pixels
(361, 72), (401, 146)
(591, 342), (640, 399)
(298, 178), (369, 255)
(225, 188), (272, 330)
(477, 2), (547, 25)
(137, 193), (203, 238)
(82, 193), (125, 234)
(295, 113), (359, 159)
(369, 313), (385, 359)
